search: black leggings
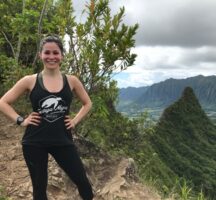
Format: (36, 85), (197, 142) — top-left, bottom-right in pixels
(22, 145), (94, 200)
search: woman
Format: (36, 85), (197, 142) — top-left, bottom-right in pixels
(0, 35), (94, 200)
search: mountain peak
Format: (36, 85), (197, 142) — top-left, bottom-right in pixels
(182, 86), (194, 96)
(152, 86), (216, 198)
(179, 86), (202, 111)
(160, 86), (206, 122)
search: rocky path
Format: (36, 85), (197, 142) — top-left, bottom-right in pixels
(0, 113), (161, 200)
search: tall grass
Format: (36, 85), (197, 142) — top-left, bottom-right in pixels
(163, 178), (207, 200)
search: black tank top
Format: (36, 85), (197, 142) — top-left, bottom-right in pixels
(22, 73), (73, 146)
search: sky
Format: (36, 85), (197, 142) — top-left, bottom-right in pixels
(73, 0), (216, 88)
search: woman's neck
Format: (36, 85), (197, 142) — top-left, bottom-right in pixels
(42, 68), (61, 77)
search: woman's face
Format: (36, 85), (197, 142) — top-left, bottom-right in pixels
(39, 42), (63, 70)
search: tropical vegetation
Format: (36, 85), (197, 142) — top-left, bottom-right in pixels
(0, 0), (215, 200)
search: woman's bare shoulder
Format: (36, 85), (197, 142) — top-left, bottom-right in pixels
(66, 74), (79, 81)
(19, 74), (37, 91)
(66, 74), (81, 90)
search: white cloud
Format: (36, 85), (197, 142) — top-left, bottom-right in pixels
(114, 0), (216, 47)
(113, 46), (216, 88)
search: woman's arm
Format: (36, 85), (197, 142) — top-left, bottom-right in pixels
(0, 75), (40, 126)
(64, 75), (92, 129)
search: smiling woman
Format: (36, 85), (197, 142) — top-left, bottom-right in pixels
(39, 37), (64, 70)
(0, 35), (94, 200)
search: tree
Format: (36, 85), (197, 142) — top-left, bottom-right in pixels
(64, 0), (138, 93)
(0, 0), (70, 87)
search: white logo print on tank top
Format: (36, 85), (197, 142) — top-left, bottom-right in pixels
(38, 95), (68, 122)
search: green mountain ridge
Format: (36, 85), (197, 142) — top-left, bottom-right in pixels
(151, 87), (216, 199)
(117, 75), (216, 114)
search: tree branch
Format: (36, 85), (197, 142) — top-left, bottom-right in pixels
(1, 31), (16, 58)
(32, 0), (49, 67)
(15, 0), (26, 61)
(69, 35), (81, 75)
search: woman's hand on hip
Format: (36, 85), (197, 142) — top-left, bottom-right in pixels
(22, 112), (41, 126)
(64, 115), (76, 129)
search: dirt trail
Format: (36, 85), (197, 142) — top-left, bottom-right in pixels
(0, 113), (162, 200)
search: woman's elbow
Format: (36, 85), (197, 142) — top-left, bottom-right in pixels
(88, 100), (93, 110)
(0, 99), (5, 112)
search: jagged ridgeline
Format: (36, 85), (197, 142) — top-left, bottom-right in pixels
(117, 75), (216, 122)
(150, 87), (216, 198)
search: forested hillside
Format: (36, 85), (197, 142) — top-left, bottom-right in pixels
(151, 87), (216, 199)
(118, 86), (149, 104)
